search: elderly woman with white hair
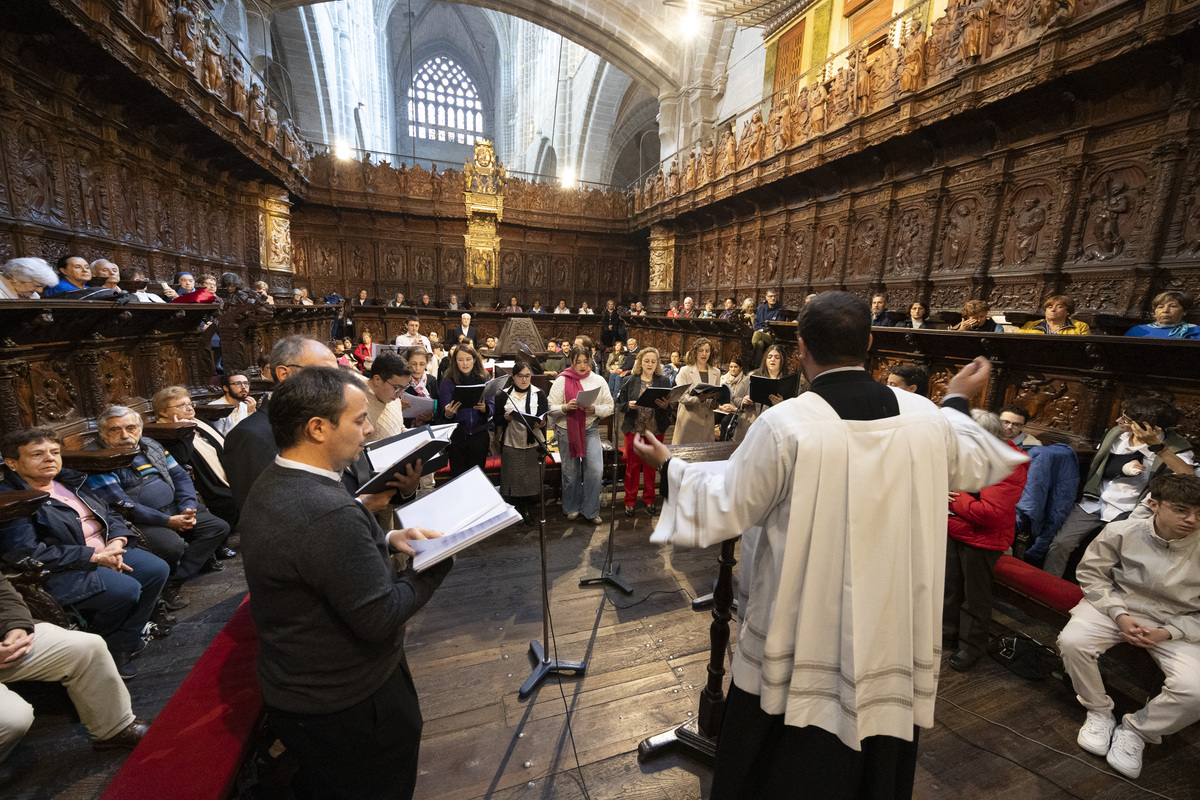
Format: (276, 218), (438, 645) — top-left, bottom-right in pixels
(0, 258), (59, 300)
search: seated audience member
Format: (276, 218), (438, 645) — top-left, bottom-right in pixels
(661, 350), (681, 384)
(387, 292), (407, 308)
(699, 300), (716, 319)
(530, 300), (544, 313)
(719, 297), (738, 320)
(223, 336), (339, 511)
(208, 373), (257, 435)
(944, 410), (1031, 672)
(886, 364), (930, 397)
(1125, 291), (1200, 340)
(417, 293), (433, 308)
(543, 343), (566, 377)
(90, 260), (124, 293)
(0, 571), (147, 759)
(238, 367), (452, 800)
(1017, 443), (1081, 566)
(298, 287), (314, 305)
(395, 316), (432, 353)
(1043, 397), (1197, 578)
(494, 362), (548, 524)
(484, 336), (498, 354)
(354, 331), (379, 373)
(0, 428), (169, 679)
(504, 296), (523, 313)
(438, 344), (494, 477)
(253, 281), (275, 306)
(999, 404), (1041, 449)
(895, 300), (931, 329)
(633, 301), (647, 316)
(332, 309), (354, 342)
(87, 407), (227, 610)
(332, 340), (352, 368)
(951, 299), (1001, 332)
(549, 346), (614, 524)
(680, 297), (696, 318)
(752, 290), (785, 368)
(578, 300), (594, 315)
(130, 272), (167, 303)
(870, 294), (900, 327)
(617, 347), (672, 516)
(173, 272), (196, 296)
(169, 272), (216, 304)
(292, 288), (304, 305)
(352, 289), (373, 307)
(605, 340), (628, 397)
(1019, 295), (1091, 335)
(0, 257), (58, 300)
(154, 387), (239, 543)
(446, 294), (462, 311)
(42, 256), (92, 297)
(200, 275), (219, 296)
(1057, 473), (1200, 780)
(665, 299), (680, 318)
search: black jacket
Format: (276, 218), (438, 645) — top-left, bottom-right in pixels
(223, 397), (278, 513)
(617, 373), (673, 435)
(169, 422), (238, 527)
(0, 467), (137, 605)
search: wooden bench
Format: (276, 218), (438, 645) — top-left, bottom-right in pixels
(100, 597), (262, 800)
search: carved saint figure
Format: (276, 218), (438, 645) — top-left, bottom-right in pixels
(852, 47), (872, 115)
(667, 160), (680, 196)
(18, 125), (58, 222)
(894, 210), (922, 273)
(1014, 197), (1046, 264)
(817, 226), (839, 279)
(959, 3), (987, 61)
(1084, 177), (1131, 261)
(174, 0), (198, 66)
(248, 83), (264, 133)
(854, 220), (878, 276)
(766, 237), (780, 282)
(144, 0), (171, 42)
(943, 202), (973, 270)
(78, 151), (106, 231)
(737, 116), (754, 169)
(769, 93), (791, 154)
(701, 140), (715, 184)
(720, 125), (737, 176)
(684, 151), (696, 190)
(202, 32), (224, 94)
(1035, 0), (1075, 27)
(809, 80), (828, 134)
(265, 103), (279, 146)
(530, 256), (547, 286)
(229, 62), (247, 115)
(789, 231), (807, 280)
(900, 23), (927, 93)
(790, 86), (810, 142)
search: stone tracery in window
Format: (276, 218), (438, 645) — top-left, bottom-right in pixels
(407, 56), (483, 144)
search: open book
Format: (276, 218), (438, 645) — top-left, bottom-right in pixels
(357, 425), (453, 495)
(400, 393), (437, 419)
(667, 382), (731, 406)
(749, 373), (802, 406)
(399, 466), (523, 571)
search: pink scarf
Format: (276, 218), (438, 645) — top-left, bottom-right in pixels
(561, 366), (590, 458)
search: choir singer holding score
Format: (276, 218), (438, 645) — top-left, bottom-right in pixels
(239, 367), (452, 800)
(631, 291), (1028, 800)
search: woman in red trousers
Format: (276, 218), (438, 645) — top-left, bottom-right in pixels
(616, 347), (673, 516)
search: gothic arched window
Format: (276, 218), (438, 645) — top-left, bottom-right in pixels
(407, 57), (483, 144)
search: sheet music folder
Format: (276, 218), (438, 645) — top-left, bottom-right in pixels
(357, 425), (451, 495)
(749, 373), (801, 406)
(399, 466), (523, 571)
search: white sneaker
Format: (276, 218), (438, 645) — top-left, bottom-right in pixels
(1106, 725), (1144, 779)
(588, 516), (604, 525)
(566, 512), (579, 520)
(1077, 711), (1115, 756)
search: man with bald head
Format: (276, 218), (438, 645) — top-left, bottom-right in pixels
(222, 336), (339, 510)
(90, 260), (124, 293)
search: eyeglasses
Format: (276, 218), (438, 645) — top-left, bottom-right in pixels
(386, 379), (409, 391)
(1000, 420), (1024, 429)
(169, 401), (195, 410)
(513, 373), (532, 380)
(228, 380), (250, 387)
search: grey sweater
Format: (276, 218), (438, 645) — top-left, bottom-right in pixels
(240, 462), (451, 714)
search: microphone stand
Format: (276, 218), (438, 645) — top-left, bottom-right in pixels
(501, 389), (587, 699)
(578, 437), (633, 594)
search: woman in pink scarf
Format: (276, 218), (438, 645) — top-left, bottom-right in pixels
(548, 345), (614, 524)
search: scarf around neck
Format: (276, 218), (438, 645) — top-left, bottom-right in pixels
(561, 366), (590, 458)
(1149, 321), (1192, 338)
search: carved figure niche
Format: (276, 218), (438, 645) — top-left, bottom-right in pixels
(1078, 165), (1146, 263)
(939, 197), (980, 273)
(1001, 184), (1052, 267)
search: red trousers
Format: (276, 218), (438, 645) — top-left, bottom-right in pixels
(623, 431), (663, 507)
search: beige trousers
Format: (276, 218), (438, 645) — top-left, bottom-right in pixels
(1058, 600), (1200, 744)
(0, 623), (135, 761)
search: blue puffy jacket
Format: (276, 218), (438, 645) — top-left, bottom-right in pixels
(1017, 444), (1080, 560)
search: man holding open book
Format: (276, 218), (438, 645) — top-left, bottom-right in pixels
(240, 367), (452, 800)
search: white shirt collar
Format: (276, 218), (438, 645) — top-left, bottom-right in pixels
(816, 365), (866, 377)
(274, 454), (341, 482)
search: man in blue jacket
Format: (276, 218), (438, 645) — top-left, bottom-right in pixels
(752, 290), (786, 368)
(0, 428), (169, 679)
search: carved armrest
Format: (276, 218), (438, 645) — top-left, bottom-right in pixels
(107, 500), (152, 550)
(143, 420), (197, 443)
(0, 489), (50, 524)
(61, 448), (137, 474)
(192, 404), (235, 422)
(2, 556), (72, 628)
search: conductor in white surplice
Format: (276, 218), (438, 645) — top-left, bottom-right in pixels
(633, 291), (1028, 799)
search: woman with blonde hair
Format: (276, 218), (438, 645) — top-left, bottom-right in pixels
(672, 337), (722, 445)
(951, 299), (1000, 332)
(616, 347), (672, 515)
(1019, 295), (1091, 335)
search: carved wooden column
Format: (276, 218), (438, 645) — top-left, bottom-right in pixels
(72, 349), (106, 418)
(975, 173), (1009, 299)
(1046, 138), (1087, 297)
(180, 332), (211, 390)
(0, 362), (27, 439)
(137, 339), (167, 398)
(1128, 140), (1187, 314)
(648, 223), (676, 314)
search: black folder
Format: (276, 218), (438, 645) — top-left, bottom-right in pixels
(749, 373), (801, 406)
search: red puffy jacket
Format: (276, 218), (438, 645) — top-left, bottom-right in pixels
(948, 440), (1030, 551)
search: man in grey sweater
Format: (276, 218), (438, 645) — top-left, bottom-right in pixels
(240, 367), (451, 799)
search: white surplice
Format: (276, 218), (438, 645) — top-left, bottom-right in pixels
(651, 387), (1028, 749)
